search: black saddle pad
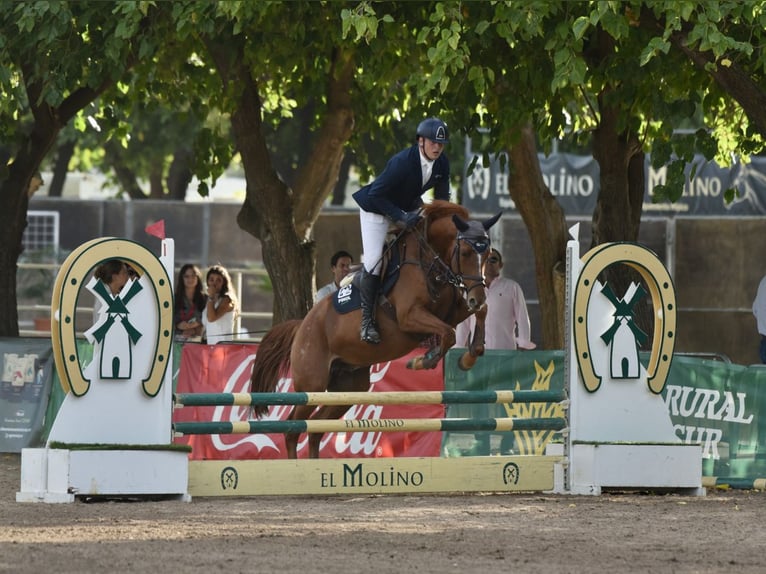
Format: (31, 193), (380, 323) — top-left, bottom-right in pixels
(331, 241), (402, 315)
(332, 282), (360, 314)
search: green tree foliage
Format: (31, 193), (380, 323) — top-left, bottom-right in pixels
(0, 1), (170, 336)
(4, 1), (766, 341)
(352, 0), (766, 347)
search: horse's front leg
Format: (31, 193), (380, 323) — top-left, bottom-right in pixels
(458, 306), (487, 371)
(399, 305), (456, 370)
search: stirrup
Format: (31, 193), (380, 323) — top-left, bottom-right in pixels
(361, 322), (381, 344)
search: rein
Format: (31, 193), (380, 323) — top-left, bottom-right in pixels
(398, 218), (486, 303)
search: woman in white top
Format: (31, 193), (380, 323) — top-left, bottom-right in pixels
(202, 264), (238, 344)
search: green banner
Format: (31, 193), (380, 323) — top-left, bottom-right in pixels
(443, 349), (566, 457)
(444, 349), (766, 484)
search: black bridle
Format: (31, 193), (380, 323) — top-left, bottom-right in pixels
(402, 219), (490, 303)
(452, 226), (491, 297)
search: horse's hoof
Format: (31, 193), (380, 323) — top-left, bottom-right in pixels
(458, 353), (477, 371)
(407, 356), (424, 370)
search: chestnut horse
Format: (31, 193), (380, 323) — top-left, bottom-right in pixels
(250, 201), (501, 458)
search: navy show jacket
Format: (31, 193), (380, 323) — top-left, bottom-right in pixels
(352, 144), (450, 222)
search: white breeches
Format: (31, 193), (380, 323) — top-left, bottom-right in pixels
(359, 208), (389, 275)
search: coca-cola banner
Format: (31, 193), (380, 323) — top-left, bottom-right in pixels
(173, 343), (444, 459)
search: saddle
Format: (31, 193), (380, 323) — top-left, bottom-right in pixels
(332, 228), (408, 315)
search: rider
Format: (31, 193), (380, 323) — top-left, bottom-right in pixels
(352, 117), (451, 344)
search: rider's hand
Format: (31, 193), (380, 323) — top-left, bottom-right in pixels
(397, 212), (422, 230)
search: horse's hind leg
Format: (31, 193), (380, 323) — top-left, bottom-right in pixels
(306, 366), (371, 458)
(284, 404), (316, 459)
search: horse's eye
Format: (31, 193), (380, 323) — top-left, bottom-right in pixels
(472, 240), (489, 254)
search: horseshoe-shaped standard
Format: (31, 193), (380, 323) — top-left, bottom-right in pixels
(573, 242), (677, 394)
(51, 238), (174, 397)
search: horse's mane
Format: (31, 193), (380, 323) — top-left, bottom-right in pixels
(422, 200), (470, 222)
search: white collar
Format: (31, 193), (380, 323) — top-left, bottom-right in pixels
(419, 147), (434, 166)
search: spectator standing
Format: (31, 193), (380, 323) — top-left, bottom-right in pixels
(455, 248), (535, 351)
(202, 264), (238, 344)
(314, 250), (353, 304)
(174, 264), (206, 340)
(753, 273), (766, 363)
(352, 117), (451, 344)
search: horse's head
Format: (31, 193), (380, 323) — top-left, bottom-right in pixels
(450, 212), (501, 311)
(419, 201), (501, 312)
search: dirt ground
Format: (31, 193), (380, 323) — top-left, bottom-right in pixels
(1, 452), (765, 574)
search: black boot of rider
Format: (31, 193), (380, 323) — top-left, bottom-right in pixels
(359, 270), (381, 344)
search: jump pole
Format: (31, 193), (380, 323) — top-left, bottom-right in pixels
(173, 416), (568, 436)
(174, 389), (568, 407)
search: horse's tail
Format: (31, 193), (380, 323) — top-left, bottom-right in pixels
(250, 319), (302, 418)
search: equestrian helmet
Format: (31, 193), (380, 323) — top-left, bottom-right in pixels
(416, 118), (449, 144)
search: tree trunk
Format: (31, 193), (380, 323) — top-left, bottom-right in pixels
(0, 76), (107, 335)
(167, 147), (193, 200)
(591, 95), (654, 347)
(291, 48), (355, 239)
(590, 100), (643, 247)
(331, 151), (354, 206)
(104, 140), (146, 199)
(148, 162), (164, 198)
(48, 138), (76, 198)
(0, 171), (30, 335)
(208, 39), (354, 322)
(507, 125), (570, 349)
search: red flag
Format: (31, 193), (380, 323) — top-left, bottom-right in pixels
(145, 219), (166, 239)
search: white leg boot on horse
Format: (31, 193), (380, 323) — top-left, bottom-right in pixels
(359, 269), (381, 344)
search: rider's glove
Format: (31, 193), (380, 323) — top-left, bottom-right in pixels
(397, 211), (422, 230)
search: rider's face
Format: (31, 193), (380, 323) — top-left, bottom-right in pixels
(420, 137), (444, 160)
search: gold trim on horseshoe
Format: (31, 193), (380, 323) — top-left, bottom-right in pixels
(573, 243), (676, 394)
(51, 238), (174, 397)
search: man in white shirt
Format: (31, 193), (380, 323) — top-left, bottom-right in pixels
(752, 274), (766, 363)
(314, 250), (353, 304)
(455, 248), (535, 351)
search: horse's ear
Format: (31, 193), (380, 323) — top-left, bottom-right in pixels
(452, 214), (470, 232)
(482, 212), (502, 231)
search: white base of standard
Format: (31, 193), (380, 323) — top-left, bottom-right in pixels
(16, 448), (190, 503)
(553, 442), (705, 496)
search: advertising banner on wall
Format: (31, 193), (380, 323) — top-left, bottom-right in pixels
(444, 349), (766, 484)
(0, 338), (55, 452)
(173, 343), (444, 460)
(462, 151), (766, 217)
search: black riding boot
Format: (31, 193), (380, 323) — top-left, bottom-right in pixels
(359, 270), (381, 344)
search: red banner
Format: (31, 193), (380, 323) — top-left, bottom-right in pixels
(173, 343), (444, 459)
